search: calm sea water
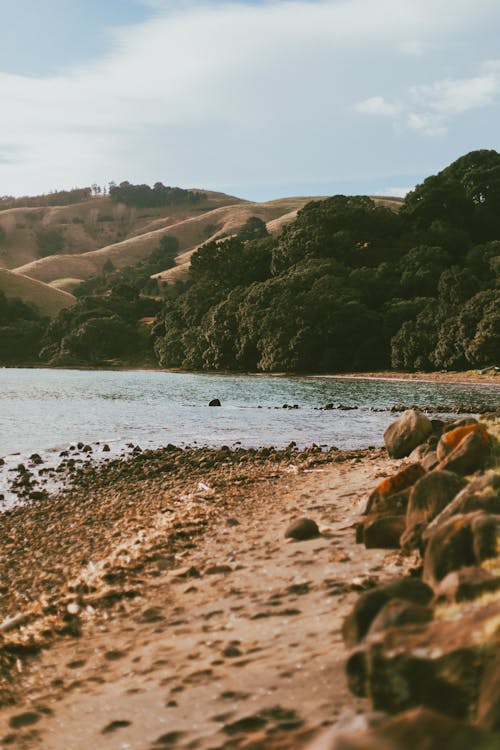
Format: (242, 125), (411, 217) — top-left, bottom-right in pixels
(0, 368), (498, 504)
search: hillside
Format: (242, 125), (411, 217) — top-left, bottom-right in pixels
(0, 267), (75, 317)
(3, 190), (403, 288)
(10, 197), (321, 286)
(0, 189), (242, 277)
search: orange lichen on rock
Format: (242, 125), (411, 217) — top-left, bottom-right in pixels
(437, 424), (490, 461)
(366, 463), (425, 515)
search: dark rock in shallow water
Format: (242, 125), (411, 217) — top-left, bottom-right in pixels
(285, 517), (320, 541)
(209, 398), (221, 407)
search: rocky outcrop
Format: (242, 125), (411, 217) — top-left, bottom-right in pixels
(319, 413), (500, 749)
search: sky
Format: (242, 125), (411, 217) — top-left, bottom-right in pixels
(1, 0), (500, 201)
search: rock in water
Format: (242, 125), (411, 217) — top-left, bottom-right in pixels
(285, 517), (320, 540)
(209, 398), (221, 407)
(383, 409), (433, 458)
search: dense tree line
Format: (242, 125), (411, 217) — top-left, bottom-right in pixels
(2, 150), (499, 371)
(0, 292), (47, 364)
(153, 151), (500, 372)
(108, 181), (205, 208)
(39, 290), (161, 366)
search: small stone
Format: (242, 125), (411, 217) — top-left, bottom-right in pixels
(102, 444), (110, 452)
(285, 517), (320, 541)
(209, 399), (221, 407)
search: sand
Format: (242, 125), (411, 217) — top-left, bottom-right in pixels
(0, 445), (413, 749)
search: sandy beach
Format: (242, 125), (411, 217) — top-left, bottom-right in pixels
(0, 445), (411, 749)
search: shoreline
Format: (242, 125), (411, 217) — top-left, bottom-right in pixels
(1, 416), (498, 748)
(0, 443), (396, 748)
(2, 364), (499, 386)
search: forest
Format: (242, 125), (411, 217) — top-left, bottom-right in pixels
(1, 150), (499, 371)
(153, 150), (500, 372)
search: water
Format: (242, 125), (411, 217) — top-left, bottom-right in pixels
(1, 368), (498, 504)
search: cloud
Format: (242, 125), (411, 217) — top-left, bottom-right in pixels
(1, 1), (500, 198)
(411, 74), (499, 115)
(357, 67), (500, 137)
(355, 96), (400, 116)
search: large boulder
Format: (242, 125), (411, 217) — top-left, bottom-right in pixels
(476, 653), (500, 732)
(423, 512), (499, 586)
(435, 566), (500, 603)
(436, 424), (491, 475)
(406, 471), (467, 529)
(428, 471), (500, 529)
(361, 515), (406, 549)
(367, 599), (433, 637)
(365, 464), (425, 514)
(346, 598), (500, 718)
(384, 410), (433, 459)
(306, 707), (497, 750)
(342, 578), (433, 648)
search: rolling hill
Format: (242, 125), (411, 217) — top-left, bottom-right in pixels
(0, 268), (75, 317)
(1, 187), (403, 293)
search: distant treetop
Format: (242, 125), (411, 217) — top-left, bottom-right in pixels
(108, 181), (205, 208)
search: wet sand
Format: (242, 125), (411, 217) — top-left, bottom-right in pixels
(0, 445), (413, 749)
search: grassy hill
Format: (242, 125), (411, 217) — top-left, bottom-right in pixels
(1, 187), (403, 290)
(0, 268), (75, 317)
(0, 189), (243, 272)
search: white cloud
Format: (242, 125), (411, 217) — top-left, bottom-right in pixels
(410, 74), (499, 115)
(1, 0), (500, 197)
(355, 96), (400, 116)
(358, 68), (500, 137)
